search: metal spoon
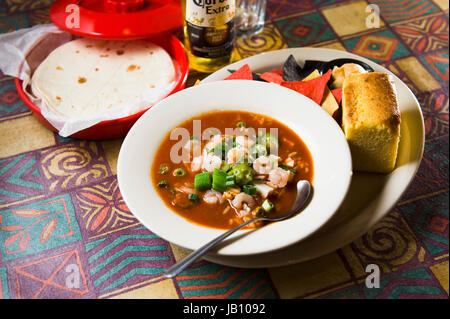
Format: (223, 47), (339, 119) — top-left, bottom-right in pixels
(164, 180), (311, 278)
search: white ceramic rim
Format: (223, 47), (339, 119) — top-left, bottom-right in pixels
(117, 79), (352, 256)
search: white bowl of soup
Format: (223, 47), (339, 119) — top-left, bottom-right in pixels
(117, 80), (352, 256)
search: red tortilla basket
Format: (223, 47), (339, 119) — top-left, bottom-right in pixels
(15, 0), (189, 140)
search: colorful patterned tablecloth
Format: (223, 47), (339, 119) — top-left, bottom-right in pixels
(0, 0), (448, 299)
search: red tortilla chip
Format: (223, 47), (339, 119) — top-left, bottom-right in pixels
(260, 71), (284, 85)
(271, 68), (284, 76)
(281, 70), (332, 105)
(224, 64), (253, 80)
(331, 88), (342, 104)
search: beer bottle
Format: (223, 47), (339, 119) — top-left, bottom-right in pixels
(182, 0), (236, 73)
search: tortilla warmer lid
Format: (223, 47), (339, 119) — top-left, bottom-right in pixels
(50, 0), (183, 39)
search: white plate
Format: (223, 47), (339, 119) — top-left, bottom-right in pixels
(201, 48), (425, 268)
(117, 80), (352, 256)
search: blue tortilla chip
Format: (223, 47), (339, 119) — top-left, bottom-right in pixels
(282, 55), (324, 81)
(282, 55), (304, 81)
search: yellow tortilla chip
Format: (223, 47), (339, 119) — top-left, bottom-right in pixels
(304, 70), (339, 117)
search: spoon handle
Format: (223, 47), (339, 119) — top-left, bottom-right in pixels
(164, 218), (259, 278)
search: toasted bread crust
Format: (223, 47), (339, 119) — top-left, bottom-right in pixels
(342, 72), (401, 173)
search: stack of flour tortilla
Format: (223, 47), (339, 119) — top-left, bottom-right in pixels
(31, 37), (176, 121)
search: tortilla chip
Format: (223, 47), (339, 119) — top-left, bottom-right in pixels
(331, 88), (342, 104)
(302, 69), (321, 81)
(271, 68), (284, 76)
(252, 73), (265, 81)
(301, 69), (339, 116)
(281, 69), (332, 106)
(260, 71), (284, 84)
(225, 64), (253, 80)
(282, 55), (304, 81)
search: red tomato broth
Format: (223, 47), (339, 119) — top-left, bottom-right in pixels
(151, 110), (314, 230)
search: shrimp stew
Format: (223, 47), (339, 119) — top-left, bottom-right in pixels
(151, 111), (314, 229)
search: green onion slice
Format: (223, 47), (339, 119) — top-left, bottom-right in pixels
(225, 175), (236, 188)
(243, 184), (257, 195)
(159, 164), (169, 175)
(188, 193), (199, 202)
(173, 168), (186, 177)
(157, 180), (168, 188)
(194, 172), (211, 190)
(279, 164), (296, 174)
(262, 199), (274, 212)
(212, 168), (227, 193)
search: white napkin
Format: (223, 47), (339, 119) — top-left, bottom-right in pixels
(0, 24), (176, 137)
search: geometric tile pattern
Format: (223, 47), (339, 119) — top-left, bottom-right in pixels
(266, 0), (315, 19)
(268, 251), (353, 298)
(0, 14), (29, 33)
(40, 141), (110, 193)
(370, 0), (441, 23)
(321, 0), (385, 37)
(399, 134), (448, 204)
(235, 23), (288, 59)
(0, 153), (44, 204)
(12, 249), (89, 299)
(398, 192), (449, 256)
(0, 115), (55, 159)
(0, 267), (10, 299)
(275, 12), (337, 47)
(420, 49), (449, 84)
(3, 0), (54, 14)
(393, 14), (449, 54)
(321, 285), (363, 299)
(362, 267), (446, 299)
(176, 261), (277, 299)
(417, 88), (449, 138)
(85, 226), (173, 295)
(380, 60), (422, 95)
(429, 260), (449, 295)
(396, 56), (442, 91)
(0, 194), (82, 261)
(433, 0), (449, 11)
(0, 0), (448, 299)
(350, 212), (419, 274)
(0, 80), (29, 118)
(0, 1), (5, 17)
(343, 29), (411, 62)
(74, 177), (139, 240)
(25, 8), (51, 26)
